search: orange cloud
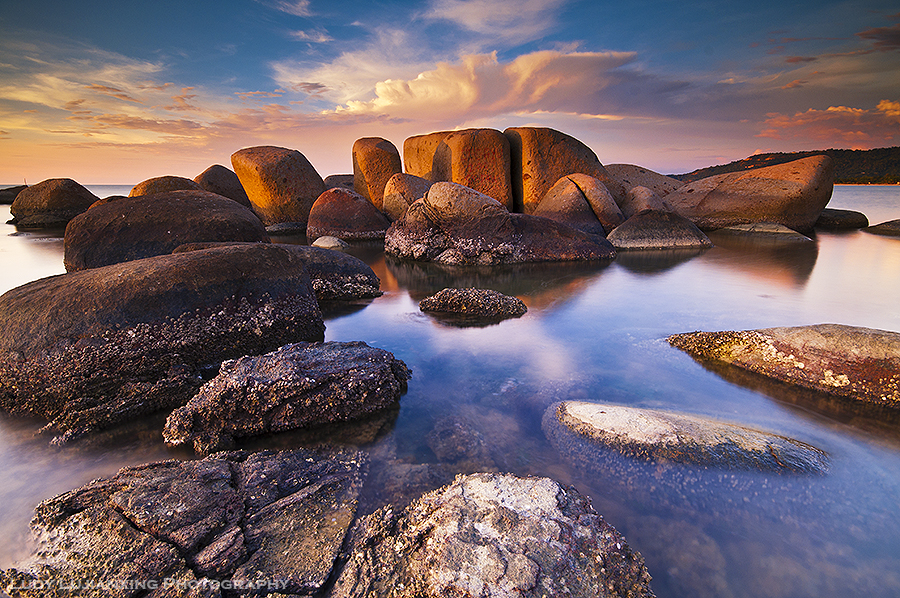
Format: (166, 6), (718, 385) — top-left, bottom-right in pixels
(757, 101), (900, 146)
(84, 84), (143, 103)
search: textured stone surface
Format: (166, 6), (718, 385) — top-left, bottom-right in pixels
(231, 146), (326, 226)
(664, 156), (834, 232)
(130, 175), (202, 197)
(9, 178), (98, 228)
(331, 472), (654, 598)
(0, 448), (366, 597)
(607, 210), (713, 250)
(352, 137), (402, 210)
(618, 186), (671, 219)
(504, 127), (626, 214)
(382, 173), (432, 221)
(385, 182), (616, 265)
(668, 324), (900, 411)
(306, 187), (391, 242)
(403, 131), (451, 182)
(164, 341), (410, 454)
(0, 244), (324, 443)
(324, 174), (355, 190)
(193, 164), (252, 207)
(63, 190), (269, 271)
(534, 174), (624, 235)
(419, 287), (527, 323)
(605, 164), (684, 197)
(544, 401), (829, 474)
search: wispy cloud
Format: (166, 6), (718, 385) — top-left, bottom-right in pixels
(757, 100), (900, 146)
(856, 22), (900, 51)
(289, 29), (334, 43)
(422, 0), (567, 45)
(259, 0), (313, 17)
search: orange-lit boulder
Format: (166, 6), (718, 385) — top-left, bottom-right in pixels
(193, 164), (251, 207)
(306, 187), (391, 242)
(352, 137), (402, 210)
(534, 174), (624, 235)
(382, 173), (432, 221)
(129, 175), (201, 197)
(9, 178), (98, 228)
(403, 130), (451, 181)
(231, 145), (326, 226)
(664, 155), (834, 232)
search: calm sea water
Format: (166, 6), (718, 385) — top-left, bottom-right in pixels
(1, 185), (899, 597)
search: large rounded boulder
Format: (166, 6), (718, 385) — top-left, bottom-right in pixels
(0, 244), (325, 443)
(129, 175), (202, 197)
(306, 187), (391, 242)
(63, 190), (270, 271)
(9, 178), (99, 228)
(385, 182), (616, 265)
(193, 164), (252, 207)
(352, 137), (402, 210)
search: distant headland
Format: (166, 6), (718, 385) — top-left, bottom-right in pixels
(673, 146), (900, 184)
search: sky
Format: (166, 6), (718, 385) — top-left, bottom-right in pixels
(0, 0), (898, 184)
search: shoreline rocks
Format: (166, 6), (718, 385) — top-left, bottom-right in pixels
(9, 179), (98, 228)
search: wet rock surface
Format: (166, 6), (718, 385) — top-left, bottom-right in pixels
(331, 472), (655, 598)
(385, 182), (616, 265)
(163, 341), (411, 454)
(0, 447), (366, 597)
(63, 191), (270, 271)
(0, 244), (324, 444)
(543, 401), (829, 474)
(419, 287), (527, 325)
(668, 324), (900, 412)
(9, 178), (99, 228)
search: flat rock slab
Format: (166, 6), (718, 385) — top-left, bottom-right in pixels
(606, 210), (713, 250)
(164, 341), (411, 454)
(331, 472), (654, 598)
(544, 401), (829, 474)
(815, 207), (868, 230)
(668, 324), (900, 412)
(0, 244), (324, 444)
(418, 287), (527, 324)
(865, 219), (900, 237)
(0, 447), (366, 597)
(713, 222), (813, 242)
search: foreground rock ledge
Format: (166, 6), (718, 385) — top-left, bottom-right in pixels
(0, 447), (366, 598)
(331, 472), (654, 598)
(668, 324), (900, 412)
(164, 341), (411, 454)
(543, 401), (829, 474)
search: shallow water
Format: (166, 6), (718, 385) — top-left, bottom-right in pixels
(1, 185), (900, 596)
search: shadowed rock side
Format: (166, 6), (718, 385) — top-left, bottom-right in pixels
(193, 164), (252, 208)
(63, 190), (270, 271)
(668, 324), (900, 413)
(9, 178), (99, 228)
(544, 401), (829, 474)
(163, 341), (411, 454)
(664, 155), (834, 232)
(0, 184), (27, 205)
(0, 447), (366, 598)
(129, 175), (202, 197)
(419, 287), (527, 326)
(0, 244), (324, 444)
(385, 182), (616, 265)
(866, 219), (900, 237)
(331, 472), (655, 598)
(815, 207), (868, 230)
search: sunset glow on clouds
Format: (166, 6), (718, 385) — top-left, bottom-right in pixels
(0, 0), (898, 183)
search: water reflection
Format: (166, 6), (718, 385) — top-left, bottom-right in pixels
(614, 247), (709, 275)
(704, 230), (819, 287)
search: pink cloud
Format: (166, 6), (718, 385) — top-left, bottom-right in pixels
(757, 101), (900, 146)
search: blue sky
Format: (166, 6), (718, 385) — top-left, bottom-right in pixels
(1, 0), (898, 183)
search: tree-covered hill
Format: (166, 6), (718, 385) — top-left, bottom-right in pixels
(673, 147), (900, 184)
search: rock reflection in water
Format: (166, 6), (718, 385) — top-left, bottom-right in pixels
(704, 229), (819, 287)
(614, 247), (709, 275)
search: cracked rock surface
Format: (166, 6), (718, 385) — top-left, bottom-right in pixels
(0, 447), (366, 598)
(330, 472), (654, 598)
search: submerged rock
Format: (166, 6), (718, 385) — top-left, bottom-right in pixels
(712, 222), (813, 242)
(385, 182), (616, 265)
(0, 244), (324, 444)
(419, 287), (527, 325)
(63, 190), (270, 271)
(331, 472), (654, 598)
(9, 178), (98, 228)
(543, 401), (829, 474)
(164, 341), (411, 454)
(0, 447), (366, 597)
(668, 324), (900, 413)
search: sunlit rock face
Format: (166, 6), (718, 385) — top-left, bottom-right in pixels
(385, 182), (616, 265)
(533, 173), (624, 235)
(504, 126), (627, 214)
(668, 324), (900, 412)
(9, 178), (98, 228)
(382, 173), (432, 221)
(129, 174), (202, 197)
(403, 128), (513, 210)
(663, 155), (834, 232)
(231, 145), (326, 226)
(193, 164), (252, 208)
(0, 244), (324, 444)
(63, 190), (270, 271)
(306, 187), (390, 242)
(606, 209), (713, 250)
(352, 136), (401, 211)
(331, 472), (655, 598)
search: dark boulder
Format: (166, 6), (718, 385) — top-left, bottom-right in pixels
(606, 210), (713, 250)
(129, 175), (202, 197)
(419, 287), (527, 325)
(163, 341), (410, 454)
(306, 187), (391, 242)
(330, 472), (654, 598)
(0, 184), (26, 205)
(0, 244), (324, 443)
(0, 447), (366, 597)
(385, 182), (616, 265)
(815, 207), (868, 230)
(866, 218), (900, 237)
(63, 190), (270, 271)
(193, 164), (252, 208)
(9, 178), (98, 228)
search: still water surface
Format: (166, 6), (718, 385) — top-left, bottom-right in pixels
(1, 185), (899, 597)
